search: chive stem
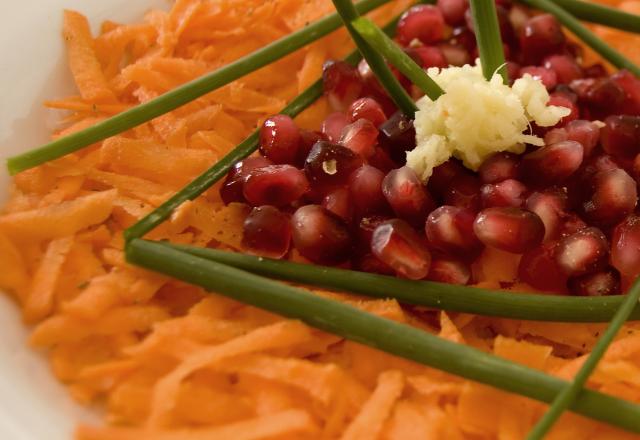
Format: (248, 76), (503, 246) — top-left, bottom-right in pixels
(552, 0), (640, 34)
(351, 17), (444, 100)
(469, 0), (509, 83)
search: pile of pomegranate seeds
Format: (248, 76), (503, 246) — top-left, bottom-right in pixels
(220, 1), (640, 296)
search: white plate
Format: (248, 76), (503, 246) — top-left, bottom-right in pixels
(0, 1), (166, 438)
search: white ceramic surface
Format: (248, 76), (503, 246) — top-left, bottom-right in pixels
(0, 1), (166, 438)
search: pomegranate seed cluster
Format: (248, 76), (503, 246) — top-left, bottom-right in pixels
(220, 1), (640, 296)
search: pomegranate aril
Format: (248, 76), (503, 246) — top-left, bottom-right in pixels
(479, 152), (521, 184)
(322, 188), (353, 223)
(383, 166), (435, 227)
(555, 227), (609, 277)
(322, 60), (364, 112)
(543, 54), (583, 84)
(568, 268), (621, 296)
(582, 168), (637, 227)
(520, 14), (566, 64)
(438, 43), (471, 67)
(437, 0), (468, 26)
(480, 179), (528, 208)
(242, 206), (291, 259)
(549, 93), (579, 125)
(545, 120), (600, 158)
(473, 207), (545, 254)
(220, 157), (273, 205)
(573, 77), (626, 119)
(583, 63), (608, 79)
(291, 205), (352, 265)
(406, 46), (448, 69)
(519, 66), (557, 90)
(526, 188), (568, 241)
(611, 70), (640, 116)
(506, 62), (521, 84)
(559, 213), (588, 238)
(297, 130), (324, 167)
(321, 112), (350, 143)
(304, 141), (364, 193)
(601, 115), (640, 160)
(451, 26), (477, 52)
(348, 97), (387, 127)
(428, 159), (468, 199)
(339, 119), (378, 159)
(349, 165), (388, 218)
(521, 140), (584, 185)
(379, 111), (416, 151)
(427, 257), (471, 285)
(259, 114), (301, 165)
(397, 5), (446, 45)
(371, 219), (432, 280)
(243, 165), (309, 207)
(611, 214), (640, 279)
(518, 241), (567, 292)
(443, 174), (482, 211)
(353, 253), (395, 275)
(357, 215), (392, 250)
(425, 206), (482, 256)
(368, 147), (400, 174)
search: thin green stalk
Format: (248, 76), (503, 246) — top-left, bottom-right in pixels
(527, 277), (640, 439)
(351, 17), (444, 100)
(332, 0), (418, 116)
(160, 243), (640, 323)
(6, 0), (392, 176)
(469, 0), (509, 83)
(125, 238), (640, 435)
(517, 0), (640, 77)
(552, 0), (640, 34)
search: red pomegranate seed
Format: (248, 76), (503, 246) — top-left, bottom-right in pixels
(220, 156), (273, 205)
(611, 214), (640, 279)
(322, 188), (353, 223)
(611, 70), (640, 116)
(545, 120), (600, 158)
(339, 119), (379, 159)
(243, 165), (309, 207)
(584, 63), (608, 78)
(558, 213), (588, 238)
(519, 66), (557, 90)
(242, 206), (291, 259)
(357, 215), (392, 249)
(379, 111), (416, 152)
(521, 140), (584, 185)
(425, 206), (482, 256)
(297, 130), (324, 167)
(437, 0), (468, 26)
(506, 62), (521, 84)
(304, 141), (364, 193)
(428, 159), (468, 199)
(479, 152), (521, 184)
(554, 227), (608, 277)
(349, 165), (388, 218)
(473, 207), (545, 254)
(518, 241), (567, 292)
(427, 257), (471, 285)
(526, 188), (568, 241)
(549, 93), (579, 125)
(259, 114), (301, 165)
(383, 166), (435, 227)
(480, 179), (528, 208)
(321, 112), (350, 143)
(348, 97), (387, 127)
(543, 54), (583, 84)
(568, 268), (621, 296)
(601, 115), (640, 160)
(573, 77), (626, 119)
(438, 43), (471, 67)
(397, 5), (446, 45)
(322, 60), (364, 112)
(353, 253), (395, 275)
(520, 14), (566, 64)
(368, 147), (400, 174)
(371, 219), (432, 280)
(291, 205), (352, 265)
(405, 46), (448, 69)
(451, 26), (477, 52)
(444, 174), (482, 211)
(583, 168), (637, 227)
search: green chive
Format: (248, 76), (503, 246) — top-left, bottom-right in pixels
(351, 17), (444, 100)
(552, 0), (640, 34)
(332, 0), (418, 116)
(517, 0), (640, 77)
(469, 0), (509, 83)
(527, 277), (640, 439)
(6, 0), (394, 176)
(160, 243), (640, 323)
(126, 238), (640, 435)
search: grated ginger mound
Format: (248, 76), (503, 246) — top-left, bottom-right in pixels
(2, 1), (640, 440)
(408, 63), (570, 181)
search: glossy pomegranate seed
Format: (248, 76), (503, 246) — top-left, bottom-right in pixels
(349, 165), (388, 218)
(451, 26), (476, 52)
(611, 215), (640, 279)
(322, 60), (364, 112)
(521, 140), (584, 186)
(437, 0), (468, 26)
(357, 215), (392, 249)
(506, 62), (521, 84)
(520, 14), (566, 64)
(438, 43), (471, 67)
(543, 55), (583, 84)
(304, 141), (364, 193)
(479, 152), (521, 184)
(583, 63), (608, 79)
(558, 213), (588, 238)
(379, 111), (416, 151)
(443, 174), (482, 211)
(582, 168), (637, 227)
(519, 66), (557, 90)
(322, 188), (353, 223)
(549, 94), (579, 125)
(321, 112), (350, 143)
(545, 120), (600, 158)
(518, 241), (567, 292)
(554, 227), (608, 277)
(480, 179), (528, 208)
(353, 253), (395, 275)
(573, 77), (626, 119)
(405, 46), (448, 69)
(425, 206), (482, 256)
(297, 130), (324, 167)
(220, 157), (274, 205)
(397, 5), (446, 45)
(526, 188), (568, 241)
(428, 159), (468, 199)
(601, 115), (640, 160)
(243, 165), (309, 207)
(473, 208), (545, 254)
(382, 166), (435, 227)
(371, 219), (432, 280)
(348, 97), (387, 127)
(568, 268), (621, 296)
(339, 119), (379, 159)
(611, 70), (640, 116)
(368, 147), (400, 174)
(427, 257), (471, 285)
(291, 205), (352, 265)
(242, 206), (291, 259)
(259, 114), (301, 165)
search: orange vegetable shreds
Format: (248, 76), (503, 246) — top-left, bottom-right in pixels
(0, 231), (29, 292)
(0, 189), (116, 242)
(63, 10), (118, 104)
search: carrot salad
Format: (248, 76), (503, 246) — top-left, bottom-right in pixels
(2, 0), (640, 438)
